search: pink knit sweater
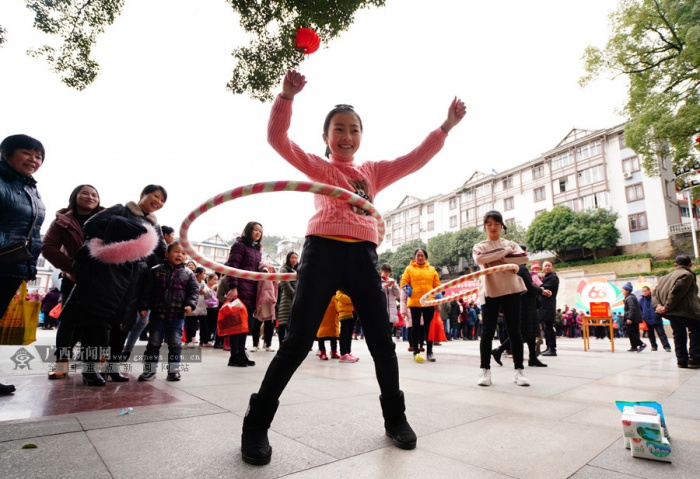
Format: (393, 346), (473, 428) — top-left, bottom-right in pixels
(268, 95), (447, 244)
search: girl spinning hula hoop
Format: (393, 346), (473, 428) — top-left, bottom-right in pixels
(240, 69), (467, 466)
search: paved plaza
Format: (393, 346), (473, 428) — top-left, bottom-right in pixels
(1, 330), (698, 479)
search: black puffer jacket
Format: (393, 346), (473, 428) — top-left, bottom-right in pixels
(225, 237), (262, 317)
(518, 264), (542, 340)
(67, 214), (160, 330)
(0, 159), (46, 280)
(277, 263), (297, 326)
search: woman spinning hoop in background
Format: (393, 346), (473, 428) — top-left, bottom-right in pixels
(239, 69), (466, 466)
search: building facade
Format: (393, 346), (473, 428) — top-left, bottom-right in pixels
(379, 124), (681, 255)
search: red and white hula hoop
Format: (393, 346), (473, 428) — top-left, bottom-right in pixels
(178, 181), (385, 281)
(419, 263), (519, 307)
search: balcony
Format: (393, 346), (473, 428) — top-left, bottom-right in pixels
(669, 219), (700, 234)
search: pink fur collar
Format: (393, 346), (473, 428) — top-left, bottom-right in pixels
(87, 223), (159, 264)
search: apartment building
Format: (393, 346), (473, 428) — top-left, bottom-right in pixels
(379, 124), (681, 255)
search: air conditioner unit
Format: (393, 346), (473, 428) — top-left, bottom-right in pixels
(623, 171), (633, 179)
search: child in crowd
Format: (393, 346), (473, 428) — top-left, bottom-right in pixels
(239, 69), (466, 466)
(337, 289), (360, 362)
(138, 242), (199, 382)
(316, 297), (340, 360)
(255, 263), (278, 352)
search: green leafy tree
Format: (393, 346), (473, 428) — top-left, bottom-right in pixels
(580, 0), (700, 175)
(377, 249), (394, 272)
(427, 232), (458, 273)
(11, 0), (385, 101)
(578, 208), (621, 260)
(525, 206), (580, 262)
(389, 239), (425, 281)
(454, 227), (485, 271)
(503, 221), (528, 246)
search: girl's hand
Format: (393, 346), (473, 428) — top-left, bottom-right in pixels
(441, 97), (467, 133)
(281, 70), (307, 99)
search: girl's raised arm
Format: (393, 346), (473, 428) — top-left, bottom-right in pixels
(441, 97), (467, 134)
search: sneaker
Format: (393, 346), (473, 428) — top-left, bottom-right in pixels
(651, 346), (658, 351)
(541, 350), (557, 357)
(413, 354), (424, 364)
(340, 354), (358, 363)
(426, 352), (436, 362)
(185, 342), (195, 349)
(514, 369), (530, 386)
(348, 354), (360, 361)
(318, 350), (328, 360)
(201, 342), (212, 348)
(265, 346), (275, 352)
(330, 350), (340, 359)
(250, 347), (258, 352)
(166, 372), (181, 381)
(638, 343), (647, 352)
(664, 347), (672, 352)
(477, 368), (491, 386)
(138, 372), (156, 381)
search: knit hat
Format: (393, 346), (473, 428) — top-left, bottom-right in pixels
(622, 282), (633, 292)
(530, 262), (541, 271)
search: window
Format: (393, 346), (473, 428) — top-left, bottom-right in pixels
(625, 183), (644, 202)
(578, 165), (605, 187)
(576, 140), (602, 160)
(386, 233), (392, 242)
(427, 203), (434, 214)
(561, 198), (582, 212)
(409, 207), (419, 218)
(504, 196), (514, 211)
(37, 257), (45, 268)
(581, 192), (610, 210)
(619, 133), (626, 149)
(449, 216), (458, 228)
(476, 203), (491, 218)
(535, 209), (547, 217)
(681, 206), (690, 218)
(553, 177), (568, 194)
(505, 218), (515, 227)
(534, 186), (546, 202)
(532, 164), (545, 179)
(202, 246), (213, 256)
(629, 212), (648, 232)
(475, 183), (491, 197)
(622, 156), (640, 173)
(427, 220), (434, 231)
(551, 151), (574, 170)
(394, 228), (404, 239)
(386, 219), (392, 227)
(502, 176), (513, 190)
(449, 198), (457, 209)
(410, 223), (419, 234)
(462, 189), (473, 201)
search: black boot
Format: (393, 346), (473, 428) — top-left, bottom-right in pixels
(104, 362), (130, 381)
(241, 393), (279, 465)
(380, 390), (417, 450)
(244, 352), (256, 366)
(228, 352), (248, 367)
(82, 368), (106, 387)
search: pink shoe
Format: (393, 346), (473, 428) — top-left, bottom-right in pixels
(339, 354), (358, 363)
(318, 351), (328, 360)
(348, 354), (360, 361)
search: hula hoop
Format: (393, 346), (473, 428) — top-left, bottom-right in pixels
(419, 264), (519, 307)
(178, 181), (385, 281)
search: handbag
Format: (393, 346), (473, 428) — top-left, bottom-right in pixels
(217, 299), (249, 336)
(0, 281), (41, 345)
(48, 302), (63, 319)
(0, 190), (38, 267)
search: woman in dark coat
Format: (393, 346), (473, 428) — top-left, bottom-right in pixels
(276, 251), (298, 343)
(225, 221), (263, 367)
(65, 185), (167, 386)
(0, 134), (46, 396)
(491, 246), (547, 367)
(42, 184), (103, 379)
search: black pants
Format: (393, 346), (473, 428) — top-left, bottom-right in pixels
(277, 323), (288, 343)
(0, 277), (23, 317)
(667, 315), (700, 362)
(647, 322), (671, 349)
(542, 320), (557, 352)
(339, 317), (355, 355)
(480, 294), (524, 369)
(627, 322), (644, 348)
(184, 316), (199, 343)
(256, 236), (398, 403)
(317, 337), (337, 351)
(410, 306), (434, 355)
(206, 307), (219, 343)
(252, 319), (274, 348)
(80, 324), (129, 364)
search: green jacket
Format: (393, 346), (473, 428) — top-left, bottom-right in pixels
(652, 266), (700, 321)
